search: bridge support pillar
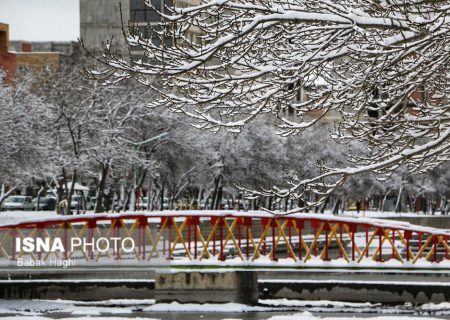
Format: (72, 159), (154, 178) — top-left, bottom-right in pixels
(155, 271), (258, 305)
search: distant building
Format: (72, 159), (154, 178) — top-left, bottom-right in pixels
(80, 0), (128, 53)
(80, 0), (201, 54)
(0, 22), (81, 83)
(9, 41), (77, 56)
(0, 23), (16, 83)
(9, 40), (81, 70)
(14, 43), (61, 75)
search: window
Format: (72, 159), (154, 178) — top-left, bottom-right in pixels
(130, 0), (173, 23)
(43, 64), (52, 73)
(0, 31), (7, 49)
(17, 65), (31, 72)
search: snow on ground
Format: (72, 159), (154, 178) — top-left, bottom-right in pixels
(259, 299), (383, 314)
(0, 312), (447, 320)
(261, 299), (378, 308)
(46, 299), (156, 306)
(166, 255), (450, 271)
(421, 302), (450, 311)
(0, 210), (58, 227)
(0, 299), (151, 317)
(267, 312), (446, 320)
(0, 318), (159, 320)
(259, 279), (450, 286)
(0, 299), (449, 319)
(145, 302), (272, 312)
(339, 210), (449, 219)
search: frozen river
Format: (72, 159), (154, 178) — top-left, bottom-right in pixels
(0, 299), (449, 320)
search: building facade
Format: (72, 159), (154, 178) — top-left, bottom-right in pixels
(0, 23), (16, 83)
(0, 22), (83, 85)
(14, 47), (61, 75)
(80, 0), (129, 53)
(80, 0), (200, 54)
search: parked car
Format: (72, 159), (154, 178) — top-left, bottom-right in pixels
(162, 198), (169, 210)
(138, 197), (149, 210)
(112, 199), (125, 211)
(176, 199), (192, 210)
(32, 197), (57, 210)
(140, 197), (170, 210)
(90, 197), (97, 209)
(70, 195), (93, 210)
(1, 196), (34, 211)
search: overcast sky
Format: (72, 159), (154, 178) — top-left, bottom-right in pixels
(0, 0), (79, 41)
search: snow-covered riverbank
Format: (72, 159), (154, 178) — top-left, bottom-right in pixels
(0, 299), (450, 319)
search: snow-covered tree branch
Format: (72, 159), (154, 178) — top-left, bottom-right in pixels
(85, 0), (450, 212)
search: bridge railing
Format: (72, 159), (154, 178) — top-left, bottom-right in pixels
(0, 212), (449, 266)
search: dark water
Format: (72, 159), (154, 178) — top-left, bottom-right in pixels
(5, 311), (450, 320)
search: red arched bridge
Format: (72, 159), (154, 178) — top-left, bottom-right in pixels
(0, 212), (449, 270)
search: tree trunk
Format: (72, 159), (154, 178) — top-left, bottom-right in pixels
(35, 186), (44, 211)
(67, 169), (77, 215)
(122, 183), (135, 212)
(147, 178), (152, 211)
(94, 164), (109, 213)
(210, 175), (220, 210)
(134, 168), (148, 211)
(283, 196), (289, 212)
(197, 186), (203, 207)
(61, 167), (69, 199)
(256, 198), (261, 210)
(298, 198), (305, 212)
(0, 184), (17, 207)
(150, 188), (159, 211)
(320, 196), (330, 214)
(340, 195), (347, 214)
(440, 197), (447, 215)
(332, 197), (340, 215)
(160, 180), (165, 211)
(214, 176), (223, 210)
(395, 182), (403, 213)
(381, 189), (391, 212)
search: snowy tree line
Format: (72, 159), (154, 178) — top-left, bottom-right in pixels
(0, 66), (449, 214)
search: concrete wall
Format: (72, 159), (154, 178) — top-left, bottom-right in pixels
(1, 269), (448, 304)
(80, 0), (130, 54)
(156, 271), (258, 304)
(259, 281), (450, 304)
(0, 269), (155, 300)
(0, 281), (154, 300)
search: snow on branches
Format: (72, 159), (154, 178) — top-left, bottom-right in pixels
(0, 73), (48, 188)
(86, 0), (450, 212)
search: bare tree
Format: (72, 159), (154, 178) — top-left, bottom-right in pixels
(0, 73), (50, 206)
(40, 66), (167, 213)
(82, 83), (161, 213)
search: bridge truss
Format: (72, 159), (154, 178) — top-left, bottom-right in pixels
(0, 212), (449, 269)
